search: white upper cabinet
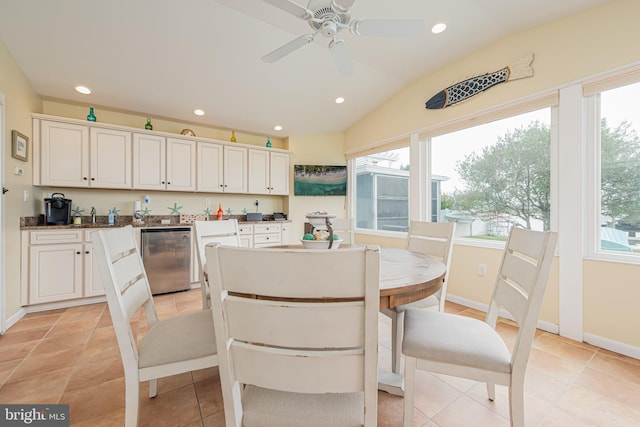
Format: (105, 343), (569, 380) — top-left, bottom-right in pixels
(39, 120), (131, 188)
(133, 134), (196, 191)
(197, 142), (247, 193)
(133, 133), (166, 190)
(90, 127), (132, 188)
(248, 149), (289, 195)
(166, 137), (197, 192)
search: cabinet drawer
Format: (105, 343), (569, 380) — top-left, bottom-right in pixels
(254, 224), (281, 234)
(238, 224), (254, 235)
(30, 230), (83, 245)
(253, 233), (281, 245)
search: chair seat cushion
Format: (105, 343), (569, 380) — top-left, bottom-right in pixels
(402, 309), (511, 374)
(241, 385), (364, 427)
(138, 309), (216, 368)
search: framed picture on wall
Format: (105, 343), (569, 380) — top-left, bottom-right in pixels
(11, 130), (28, 162)
(294, 165), (347, 196)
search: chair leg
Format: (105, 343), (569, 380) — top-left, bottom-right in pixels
(391, 310), (404, 374)
(486, 382), (495, 401)
(149, 378), (158, 398)
(124, 375), (140, 427)
(403, 356), (417, 427)
(509, 378), (525, 427)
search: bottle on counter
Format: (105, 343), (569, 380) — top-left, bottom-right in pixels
(108, 209), (115, 225)
(217, 204), (224, 220)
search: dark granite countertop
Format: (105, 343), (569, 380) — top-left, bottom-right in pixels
(20, 215), (290, 230)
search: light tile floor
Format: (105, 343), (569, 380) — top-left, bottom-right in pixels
(1, 288), (639, 426)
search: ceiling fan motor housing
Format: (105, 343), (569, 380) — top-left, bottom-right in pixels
(307, 0), (350, 33)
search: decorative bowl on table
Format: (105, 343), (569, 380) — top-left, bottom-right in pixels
(300, 238), (343, 249)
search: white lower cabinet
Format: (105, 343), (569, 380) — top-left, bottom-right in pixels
(238, 224), (254, 248)
(22, 229), (106, 306)
(253, 223), (281, 248)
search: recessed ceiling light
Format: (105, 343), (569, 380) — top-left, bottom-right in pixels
(274, 125), (283, 131)
(431, 22), (447, 34)
(75, 85), (91, 95)
(335, 97), (345, 104)
(193, 109), (205, 116)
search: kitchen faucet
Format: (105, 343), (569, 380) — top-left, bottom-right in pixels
(90, 207), (96, 224)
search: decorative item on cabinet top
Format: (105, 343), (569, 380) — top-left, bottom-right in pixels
(181, 128), (195, 136)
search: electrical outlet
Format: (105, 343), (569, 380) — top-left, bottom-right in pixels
(205, 197), (211, 206)
(23, 190), (29, 202)
(477, 263), (487, 277)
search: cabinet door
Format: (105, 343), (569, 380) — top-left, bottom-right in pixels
(166, 137), (196, 191)
(197, 142), (224, 192)
(133, 133), (166, 190)
(248, 149), (270, 194)
(28, 244), (84, 304)
(281, 222), (291, 245)
(40, 120), (89, 187)
(269, 152), (290, 195)
(224, 146), (248, 193)
(90, 128), (132, 189)
(83, 242), (105, 297)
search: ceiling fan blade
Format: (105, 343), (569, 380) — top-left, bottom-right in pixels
(262, 34), (315, 63)
(331, 0), (356, 13)
(351, 18), (425, 38)
(329, 39), (354, 77)
(262, 0), (312, 19)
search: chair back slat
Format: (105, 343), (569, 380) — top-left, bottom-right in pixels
(231, 342), (364, 393)
(506, 226), (548, 260)
(213, 246), (367, 299)
(493, 278), (527, 324)
(226, 297), (365, 348)
(406, 221), (455, 263)
(406, 238), (449, 261)
(500, 252), (537, 294)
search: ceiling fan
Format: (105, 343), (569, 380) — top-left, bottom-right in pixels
(261, 0), (425, 76)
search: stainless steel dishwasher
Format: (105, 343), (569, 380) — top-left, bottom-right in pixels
(141, 227), (191, 295)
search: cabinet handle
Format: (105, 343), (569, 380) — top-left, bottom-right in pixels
(76, 251), (81, 255)
(85, 251), (90, 254)
(91, 177), (95, 181)
(162, 181), (165, 184)
(167, 181), (171, 185)
(83, 177), (88, 181)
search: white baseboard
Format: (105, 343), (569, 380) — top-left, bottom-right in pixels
(447, 294), (640, 359)
(4, 307), (27, 332)
(583, 332), (640, 360)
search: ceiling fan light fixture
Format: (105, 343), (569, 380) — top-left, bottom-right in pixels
(431, 22), (447, 34)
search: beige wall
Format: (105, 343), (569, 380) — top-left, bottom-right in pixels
(344, 0), (640, 348)
(286, 133), (347, 242)
(0, 41), (42, 320)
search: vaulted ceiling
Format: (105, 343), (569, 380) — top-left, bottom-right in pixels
(0, 0), (612, 137)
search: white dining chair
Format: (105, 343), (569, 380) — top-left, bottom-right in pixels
(92, 226), (218, 427)
(206, 243), (380, 427)
(381, 220), (456, 374)
(193, 219), (241, 309)
(402, 227), (558, 427)
(330, 217), (356, 245)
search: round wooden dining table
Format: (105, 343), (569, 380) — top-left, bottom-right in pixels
(377, 246), (446, 310)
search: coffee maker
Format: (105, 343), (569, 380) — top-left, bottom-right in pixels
(44, 193), (72, 225)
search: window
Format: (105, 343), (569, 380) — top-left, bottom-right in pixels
(594, 81), (640, 255)
(430, 108), (552, 240)
(354, 147), (410, 232)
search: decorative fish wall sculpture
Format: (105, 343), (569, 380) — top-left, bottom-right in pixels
(425, 53), (534, 109)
